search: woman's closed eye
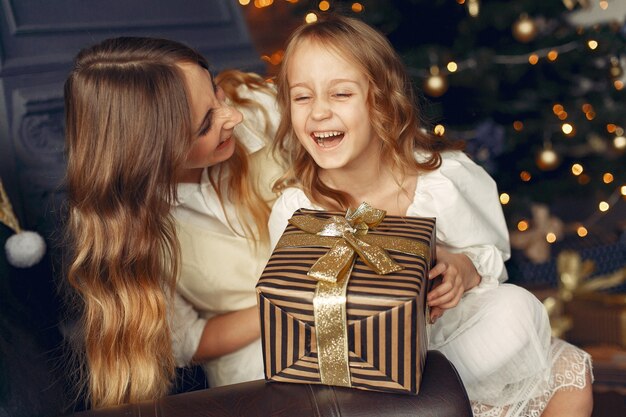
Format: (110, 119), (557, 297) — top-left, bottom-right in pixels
(197, 109), (214, 137)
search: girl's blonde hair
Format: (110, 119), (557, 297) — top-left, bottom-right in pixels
(213, 69), (277, 243)
(273, 15), (463, 209)
(64, 38), (272, 408)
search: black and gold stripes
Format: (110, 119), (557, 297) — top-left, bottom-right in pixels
(256, 210), (435, 394)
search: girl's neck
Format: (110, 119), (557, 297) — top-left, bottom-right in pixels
(320, 163), (417, 216)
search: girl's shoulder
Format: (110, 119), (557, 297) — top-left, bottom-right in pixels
(269, 187), (315, 248)
(413, 150), (497, 200)
(274, 187), (313, 210)
(415, 149), (476, 168)
(417, 150), (494, 180)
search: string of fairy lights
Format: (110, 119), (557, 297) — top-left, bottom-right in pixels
(239, 0), (626, 244)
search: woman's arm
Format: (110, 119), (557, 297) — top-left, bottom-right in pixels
(192, 306), (260, 362)
(170, 293), (260, 365)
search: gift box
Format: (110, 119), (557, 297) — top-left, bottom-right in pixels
(566, 292), (626, 348)
(549, 250), (626, 347)
(256, 203), (435, 394)
(508, 231), (625, 289)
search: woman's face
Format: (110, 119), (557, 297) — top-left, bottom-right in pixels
(178, 62), (243, 170)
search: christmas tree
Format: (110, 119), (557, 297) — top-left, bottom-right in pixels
(241, 0), (626, 286)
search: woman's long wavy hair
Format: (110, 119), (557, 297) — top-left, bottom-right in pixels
(273, 15), (464, 209)
(64, 37), (205, 408)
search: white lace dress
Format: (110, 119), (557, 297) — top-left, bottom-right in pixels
(268, 151), (592, 417)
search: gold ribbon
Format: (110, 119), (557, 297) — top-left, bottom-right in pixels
(0, 179), (21, 233)
(545, 251), (626, 338)
(557, 250), (626, 305)
(276, 202), (431, 387)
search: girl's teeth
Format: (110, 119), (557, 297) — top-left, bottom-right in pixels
(316, 137), (328, 147)
(313, 131), (343, 147)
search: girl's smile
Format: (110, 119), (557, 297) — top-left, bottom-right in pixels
(311, 130), (345, 148)
(287, 39), (380, 173)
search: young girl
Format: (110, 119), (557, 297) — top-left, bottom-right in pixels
(268, 15), (593, 417)
(65, 37), (281, 408)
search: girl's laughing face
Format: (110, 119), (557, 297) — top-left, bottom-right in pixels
(287, 40), (381, 173)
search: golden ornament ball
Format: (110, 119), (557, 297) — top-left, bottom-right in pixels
(609, 57), (623, 79)
(423, 72), (448, 97)
(613, 135), (626, 151)
(536, 147), (560, 171)
(512, 15), (537, 43)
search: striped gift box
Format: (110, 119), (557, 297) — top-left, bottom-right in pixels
(256, 208), (435, 394)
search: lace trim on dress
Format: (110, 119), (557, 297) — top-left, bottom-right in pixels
(471, 338), (593, 417)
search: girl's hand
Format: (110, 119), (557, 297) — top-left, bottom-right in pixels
(426, 245), (481, 324)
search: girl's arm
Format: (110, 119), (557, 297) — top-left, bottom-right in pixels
(411, 152), (512, 322)
(413, 152), (510, 290)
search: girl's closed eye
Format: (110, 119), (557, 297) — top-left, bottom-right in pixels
(292, 94), (311, 103)
(333, 91), (353, 99)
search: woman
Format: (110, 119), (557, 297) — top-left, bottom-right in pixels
(64, 37), (281, 409)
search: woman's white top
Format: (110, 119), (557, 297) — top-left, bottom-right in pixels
(169, 85), (282, 387)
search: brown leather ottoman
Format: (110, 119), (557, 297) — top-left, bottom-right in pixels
(67, 350), (471, 417)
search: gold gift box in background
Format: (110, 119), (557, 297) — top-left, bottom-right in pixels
(566, 292), (626, 348)
(256, 206), (435, 394)
(547, 250), (626, 347)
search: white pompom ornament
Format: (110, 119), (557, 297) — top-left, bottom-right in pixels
(1, 179), (47, 268)
(5, 230), (47, 268)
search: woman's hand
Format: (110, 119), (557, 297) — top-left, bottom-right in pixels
(426, 245), (481, 324)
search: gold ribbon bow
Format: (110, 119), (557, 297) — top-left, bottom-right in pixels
(0, 179), (21, 233)
(282, 202), (404, 283)
(276, 202), (430, 387)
